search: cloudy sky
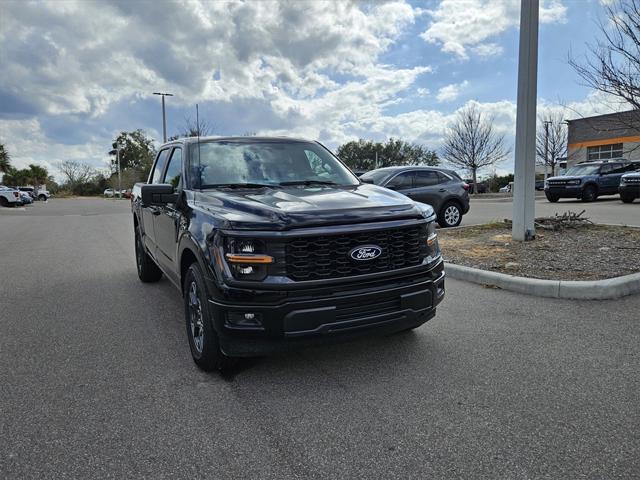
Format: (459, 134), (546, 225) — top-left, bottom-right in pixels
(0, 0), (626, 179)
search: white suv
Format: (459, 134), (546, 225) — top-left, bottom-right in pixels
(0, 185), (22, 207)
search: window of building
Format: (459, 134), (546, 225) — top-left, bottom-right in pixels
(587, 143), (623, 161)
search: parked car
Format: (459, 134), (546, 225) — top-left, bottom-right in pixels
(361, 166), (470, 227)
(619, 170), (640, 203)
(499, 184), (511, 193)
(104, 188), (115, 197)
(535, 180), (545, 191)
(36, 189), (51, 201)
(0, 185), (22, 207)
(17, 186), (50, 201)
(17, 187), (35, 199)
(544, 160), (640, 202)
(17, 191), (33, 204)
(132, 137), (445, 371)
(463, 179), (488, 194)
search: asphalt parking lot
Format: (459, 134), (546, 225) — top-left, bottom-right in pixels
(1, 198), (639, 478)
(464, 193), (639, 227)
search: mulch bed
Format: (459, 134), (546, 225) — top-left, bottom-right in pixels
(438, 222), (640, 281)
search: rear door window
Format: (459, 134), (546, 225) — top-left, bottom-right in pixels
(414, 170), (441, 187)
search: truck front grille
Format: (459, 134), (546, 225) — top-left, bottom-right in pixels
(285, 224), (428, 281)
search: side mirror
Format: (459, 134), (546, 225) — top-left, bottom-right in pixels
(141, 184), (177, 206)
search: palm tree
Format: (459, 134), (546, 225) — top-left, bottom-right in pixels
(28, 164), (49, 187)
(0, 144), (11, 174)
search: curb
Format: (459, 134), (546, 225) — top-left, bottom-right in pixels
(444, 262), (640, 300)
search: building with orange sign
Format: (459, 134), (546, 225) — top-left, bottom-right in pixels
(566, 110), (640, 168)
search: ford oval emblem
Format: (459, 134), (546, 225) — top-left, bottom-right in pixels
(349, 245), (382, 261)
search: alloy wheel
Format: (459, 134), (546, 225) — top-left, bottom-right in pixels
(444, 205), (460, 226)
(188, 281), (205, 354)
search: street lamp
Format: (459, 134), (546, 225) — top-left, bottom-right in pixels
(109, 144), (122, 199)
(153, 92), (173, 142)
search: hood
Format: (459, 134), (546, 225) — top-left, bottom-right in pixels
(194, 183), (423, 230)
(546, 175), (582, 182)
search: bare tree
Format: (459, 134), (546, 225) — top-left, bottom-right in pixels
(169, 117), (215, 140)
(441, 104), (510, 193)
(569, 0), (640, 109)
(57, 160), (95, 190)
(536, 114), (567, 177)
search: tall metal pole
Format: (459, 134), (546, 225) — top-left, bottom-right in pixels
(117, 147), (122, 199)
(153, 92), (173, 143)
(161, 96), (166, 143)
(512, 0), (539, 242)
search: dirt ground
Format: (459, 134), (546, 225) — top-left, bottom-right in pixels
(439, 223), (640, 280)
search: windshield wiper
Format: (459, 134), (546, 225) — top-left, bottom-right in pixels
(278, 180), (338, 186)
(201, 183), (275, 189)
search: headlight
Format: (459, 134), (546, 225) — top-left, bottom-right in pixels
(620, 177), (627, 184)
(223, 238), (272, 281)
(566, 179), (581, 185)
(426, 221), (441, 263)
(413, 201), (436, 221)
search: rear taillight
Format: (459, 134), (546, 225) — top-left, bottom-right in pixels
(462, 183), (470, 191)
(13, 192), (20, 198)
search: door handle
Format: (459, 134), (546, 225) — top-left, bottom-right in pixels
(438, 188), (446, 192)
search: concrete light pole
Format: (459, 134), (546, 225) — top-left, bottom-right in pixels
(512, 0), (539, 242)
(153, 92), (173, 142)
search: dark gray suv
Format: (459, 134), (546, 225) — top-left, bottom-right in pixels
(361, 167), (470, 227)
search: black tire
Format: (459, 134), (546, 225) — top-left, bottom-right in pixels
(620, 193), (636, 204)
(581, 184), (597, 202)
(134, 226), (163, 283)
(0, 197), (8, 207)
(183, 262), (235, 372)
(438, 201), (463, 228)
(545, 194), (559, 203)
(38, 195), (47, 201)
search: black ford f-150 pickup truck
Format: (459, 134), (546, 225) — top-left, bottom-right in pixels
(132, 137), (445, 371)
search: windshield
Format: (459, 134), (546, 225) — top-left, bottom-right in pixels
(564, 165), (600, 176)
(189, 141), (359, 188)
(360, 169), (395, 185)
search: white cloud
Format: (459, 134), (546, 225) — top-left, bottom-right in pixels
(0, 118), (112, 181)
(0, 0), (420, 116)
(472, 43), (504, 57)
(421, 0), (567, 59)
(436, 81), (469, 102)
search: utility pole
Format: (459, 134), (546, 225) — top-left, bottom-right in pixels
(117, 147), (121, 198)
(543, 120), (551, 180)
(110, 143), (122, 199)
(512, 0), (539, 242)
(153, 92), (173, 142)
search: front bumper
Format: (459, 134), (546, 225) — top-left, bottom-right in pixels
(545, 185), (582, 198)
(208, 260), (445, 356)
(620, 184), (640, 197)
